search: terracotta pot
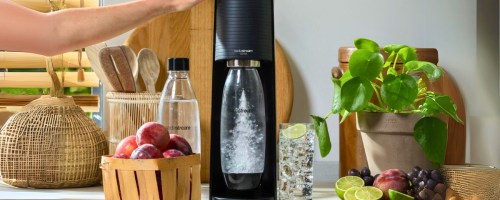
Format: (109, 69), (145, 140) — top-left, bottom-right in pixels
(356, 112), (434, 174)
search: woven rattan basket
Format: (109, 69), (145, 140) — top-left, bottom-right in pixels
(106, 92), (161, 154)
(440, 164), (500, 200)
(100, 154), (201, 200)
(0, 60), (108, 188)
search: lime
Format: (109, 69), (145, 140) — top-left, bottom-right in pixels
(343, 186), (362, 200)
(335, 176), (365, 199)
(283, 123), (307, 139)
(388, 189), (413, 200)
(355, 186), (383, 200)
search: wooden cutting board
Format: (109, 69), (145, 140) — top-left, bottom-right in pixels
(123, 0), (293, 182)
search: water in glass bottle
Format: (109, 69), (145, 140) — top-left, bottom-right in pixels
(159, 58), (201, 153)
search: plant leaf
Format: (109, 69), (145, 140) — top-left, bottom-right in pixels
(404, 61), (443, 81)
(381, 74), (418, 110)
(387, 67), (398, 76)
(383, 44), (407, 53)
(414, 117), (447, 166)
(339, 109), (350, 123)
(331, 78), (342, 114)
(384, 51), (395, 68)
(340, 70), (353, 86)
(349, 49), (384, 80)
(398, 47), (417, 63)
(354, 38), (380, 53)
(420, 94), (463, 123)
(311, 115), (332, 157)
(341, 77), (374, 112)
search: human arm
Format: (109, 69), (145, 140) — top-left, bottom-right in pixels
(0, 0), (202, 56)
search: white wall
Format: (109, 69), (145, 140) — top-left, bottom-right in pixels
(276, 0), (500, 174)
(104, 0), (499, 181)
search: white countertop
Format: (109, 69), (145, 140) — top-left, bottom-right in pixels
(0, 182), (339, 200)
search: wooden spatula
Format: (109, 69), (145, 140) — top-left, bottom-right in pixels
(119, 45), (142, 92)
(86, 43), (123, 91)
(137, 48), (160, 93)
(108, 47), (136, 93)
(98, 47), (123, 92)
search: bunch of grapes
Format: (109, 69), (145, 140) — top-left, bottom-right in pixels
(348, 167), (378, 186)
(408, 166), (447, 200)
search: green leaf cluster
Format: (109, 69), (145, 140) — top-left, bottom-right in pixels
(311, 38), (463, 166)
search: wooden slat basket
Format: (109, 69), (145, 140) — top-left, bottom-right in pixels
(100, 154), (201, 200)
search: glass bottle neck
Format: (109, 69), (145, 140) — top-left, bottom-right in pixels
(168, 71), (190, 79)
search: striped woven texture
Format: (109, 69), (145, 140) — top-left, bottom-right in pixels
(441, 164), (500, 200)
(0, 96), (107, 188)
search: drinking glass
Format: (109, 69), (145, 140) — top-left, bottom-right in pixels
(278, 123), (315, 200)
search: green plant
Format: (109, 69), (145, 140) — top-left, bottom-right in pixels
(311, 38), (463, 166)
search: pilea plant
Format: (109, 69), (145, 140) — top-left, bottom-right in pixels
(311, 38), (463, 166)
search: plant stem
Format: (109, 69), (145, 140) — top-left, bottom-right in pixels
(371, 83), (384, 107)
(368, 103), (387, 112)
(323, 111), (333, 120)
(392, 52), (399, 73)
(398, 110), (418, 114)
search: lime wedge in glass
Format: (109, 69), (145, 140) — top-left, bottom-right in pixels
(344, 186), (362, 200)
(335, 176), (365, 199)
(388, 189), (413, 200)
(283, 123), (307, 139)
(355, 186), (383, 200)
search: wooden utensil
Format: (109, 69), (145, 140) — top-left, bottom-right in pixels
(137, 48), (160, 93)
(86, 43), (122, 91)
(119, 45), (142, 92)
(98, 47), (124, 92)
(99, 47), (136, 92)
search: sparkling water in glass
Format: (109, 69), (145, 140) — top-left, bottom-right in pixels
(278, 123), (314, 200)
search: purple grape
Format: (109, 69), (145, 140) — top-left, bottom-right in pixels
(418, 170), (428, 179)
(425, 179), (437, 190)
(413, 166), (422, 173)
(348, 168), (361, 177)
(412, 177), (420, 186)
(361, 167), (371, 177)
(410, 170), (419, 178)
(363, 176), (374, 186)
(422, 177), (429, 183)
(431, 170), (444, 182)
(419, 180), (426, 188)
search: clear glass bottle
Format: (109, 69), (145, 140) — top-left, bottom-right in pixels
(159, 58), (201, 153)
(220, 60), (266, 190)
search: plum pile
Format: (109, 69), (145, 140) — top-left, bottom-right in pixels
(113, 122), (193, 159)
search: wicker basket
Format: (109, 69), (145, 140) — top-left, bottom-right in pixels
(440, 164), (500, 200)
(100, 154), (201, 200)
(0, 60), (108, 188)
(106, 92), (161, 154)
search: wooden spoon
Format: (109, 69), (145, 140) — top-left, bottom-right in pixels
(137, 48), (160, 93)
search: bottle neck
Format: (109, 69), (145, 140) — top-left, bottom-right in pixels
(168, 71), (189, 79)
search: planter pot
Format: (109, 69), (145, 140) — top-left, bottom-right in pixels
(357, 112), (434, 174)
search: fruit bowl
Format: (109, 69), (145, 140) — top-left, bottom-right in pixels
(100, 154), (201, 200)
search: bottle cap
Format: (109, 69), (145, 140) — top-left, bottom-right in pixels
(168, 58), (189, 71)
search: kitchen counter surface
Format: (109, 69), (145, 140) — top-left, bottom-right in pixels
(0, 181), (339, 200)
